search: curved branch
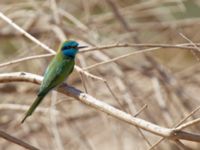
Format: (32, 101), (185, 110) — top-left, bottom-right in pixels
(0, 72), (200, 142)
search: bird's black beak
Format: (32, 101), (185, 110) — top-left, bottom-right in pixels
(78, 46), (87, 49)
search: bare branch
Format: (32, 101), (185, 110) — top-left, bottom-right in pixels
(0, 54), (53, 68)
(80, 43), (199, 53)
(0, 130), (38, 150)
(176, 118), (200, 130)
(0, 72), (200, 143)
(0, 11), (55, 54)
(83, 47), (158, 70)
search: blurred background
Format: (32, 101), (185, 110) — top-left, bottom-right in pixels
(0, 0), (200, 149)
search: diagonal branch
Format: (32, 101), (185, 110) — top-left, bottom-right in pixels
(0, 12), (55, 54)
(0, 72), (200, 142)
(0, 130), (38, 150)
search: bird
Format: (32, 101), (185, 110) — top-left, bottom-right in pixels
(21, 40), (86, 123)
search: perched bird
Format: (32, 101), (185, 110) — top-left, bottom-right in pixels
(21, 40), (86, 123)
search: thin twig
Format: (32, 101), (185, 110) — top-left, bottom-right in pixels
(0, 11), (55, 54)
(104, 80), (125, 111)
(74, 66), (105, 81)
(179, 33), (200, 61)
(174, 140), (194, 150)
(149, 105), (200, 150)
(0, 103), (59, 115)
(179, 33), (200, 52)
(0, 130), (39, 150)
(80, 43), (199, 53)
(175, 105), (200, 128)
(133, 104), (152, 147)
(0, 54), (54, 68)
(148, 138), (165, 150)
(83, 47), (158, 70)
(134, 104), (148, 117)
(176, 118), (200, 130)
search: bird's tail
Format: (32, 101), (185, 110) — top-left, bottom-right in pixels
(21, 93), (46, 123)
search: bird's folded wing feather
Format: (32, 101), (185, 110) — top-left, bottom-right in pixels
(39, 56), (73, 94)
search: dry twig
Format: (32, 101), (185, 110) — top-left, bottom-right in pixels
(0, 130), (38, 150)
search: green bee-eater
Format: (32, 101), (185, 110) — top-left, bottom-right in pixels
(21, 40), (86, 123)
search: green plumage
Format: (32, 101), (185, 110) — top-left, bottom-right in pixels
(21, 41), (79, 123)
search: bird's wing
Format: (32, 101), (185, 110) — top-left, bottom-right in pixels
(39, 56), (74, 94)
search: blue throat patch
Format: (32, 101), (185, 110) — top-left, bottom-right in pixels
(62, 49), (78, 58)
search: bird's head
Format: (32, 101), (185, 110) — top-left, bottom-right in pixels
(61, 41), (86, 58)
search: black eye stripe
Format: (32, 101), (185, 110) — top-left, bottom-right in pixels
(62, 46), (77, 50)
(63, 46), (70, 49)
